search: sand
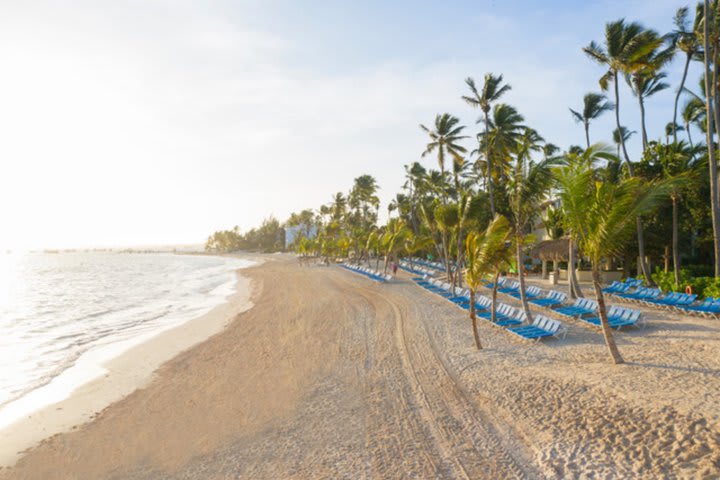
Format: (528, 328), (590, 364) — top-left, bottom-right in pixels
(1, 254), (719, 479)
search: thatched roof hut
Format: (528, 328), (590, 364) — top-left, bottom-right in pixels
(530, 238), (569, 261)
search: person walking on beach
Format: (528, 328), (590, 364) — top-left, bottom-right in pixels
(392, 262), (398, 277)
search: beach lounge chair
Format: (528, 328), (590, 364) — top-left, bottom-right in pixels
(530, 290), (567, 308)
(507, 315), (567, 341)
(508, 285), (541, 299)
(582, 306), (643, 330)
(485, 276), (507, 290)
(553, 298), (598, 317)
(498, 280), (520, 294)
(681, 297), (720, 316)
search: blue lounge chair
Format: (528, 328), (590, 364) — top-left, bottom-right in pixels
(507, 315), (567, 341)
(582, 306), (643, 330)
(554, 298), (598, 317)
(530, 290), (567, 308)
(508, 285), (542, 299)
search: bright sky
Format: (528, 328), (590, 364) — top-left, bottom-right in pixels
(0, 0), (700, 249)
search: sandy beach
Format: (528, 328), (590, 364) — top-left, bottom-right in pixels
(2, 254), (720, 479)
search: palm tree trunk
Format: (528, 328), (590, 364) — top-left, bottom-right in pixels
(638, 93), (648, 150)
(636, 219), (653, 284)
(614, 72), (633, 169)
(484, 110), (495, 216)
(491, 272), (500, 324)
(441, 231), (452, 283)
(515, 233), (533, 321)
(455, 238), (464, 288)
(686, 122), (694, 148)
(568, 236), (584, 298)
(703, 0), (720, 278)
(592, 267), (624, 364)
(469, 289), (482, 350)
(584, 121), (590, 149)
(613, 72), (654, 286)
(672, 195), (681, 287)
(673, 53), (692, 144)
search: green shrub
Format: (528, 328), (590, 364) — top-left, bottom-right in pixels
(646, 268), (720, 298)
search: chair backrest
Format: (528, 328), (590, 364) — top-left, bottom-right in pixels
(587, 299), (598, 311)
(607, 305), (620, 317)
(514, 310), (527, 322)
(545, 319), (560, 334)
(527, 286), (541, 296)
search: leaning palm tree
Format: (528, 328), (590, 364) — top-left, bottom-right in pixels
(584, 19), (663, 286)
(465, 215), (513, 349)
(569, 93), (614, 148)
(557, 145), (619, 299)
(671, 5), (703, 143)
(556, 148), (671, 364)
(462, 74), (512, 216)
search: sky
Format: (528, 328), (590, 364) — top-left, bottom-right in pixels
(0, 0), (704, 249)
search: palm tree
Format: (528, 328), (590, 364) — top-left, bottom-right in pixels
(555, 146), (670, 364)
(584, 19), (663, 286)
(682, 97), (704, 147)
(671, 5), (703, 144)
(381, 219), (410, 273)
(558, 145), (619, 298)
(702, 0), (720, 277)
(612, 126), (637, 159)
(652, 141), (698, 286)
(420, 114), (468, 197)
(569, 93), (614, 148)
(543, 143), (559, 160)
(462, 74), (512, 216)
(508, 128), (555, 319)
(664, 122), (685, 144)
(465, 215), (513, 349)
(481, 103), (526, 194)
(627, 70), (671, 148)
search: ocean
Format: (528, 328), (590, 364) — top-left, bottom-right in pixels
(0, 251), (252, 428)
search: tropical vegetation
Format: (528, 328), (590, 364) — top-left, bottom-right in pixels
(207, 3), (720, 364)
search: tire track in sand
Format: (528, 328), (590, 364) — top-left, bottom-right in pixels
(335, 269), (541, 478)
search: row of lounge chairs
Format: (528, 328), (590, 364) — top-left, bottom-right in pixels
(487, 277), (644, 331)
(406, 257), (448, 272)
(341, 264), (392, 283)
(414, 277), (567, 341)
(605, 278), (720, 316)
(398, 260), (436, 277)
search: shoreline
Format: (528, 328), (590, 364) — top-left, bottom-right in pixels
(0, 260), (259, 468)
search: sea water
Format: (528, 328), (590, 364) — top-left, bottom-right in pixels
(0, 251), (252, 428)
